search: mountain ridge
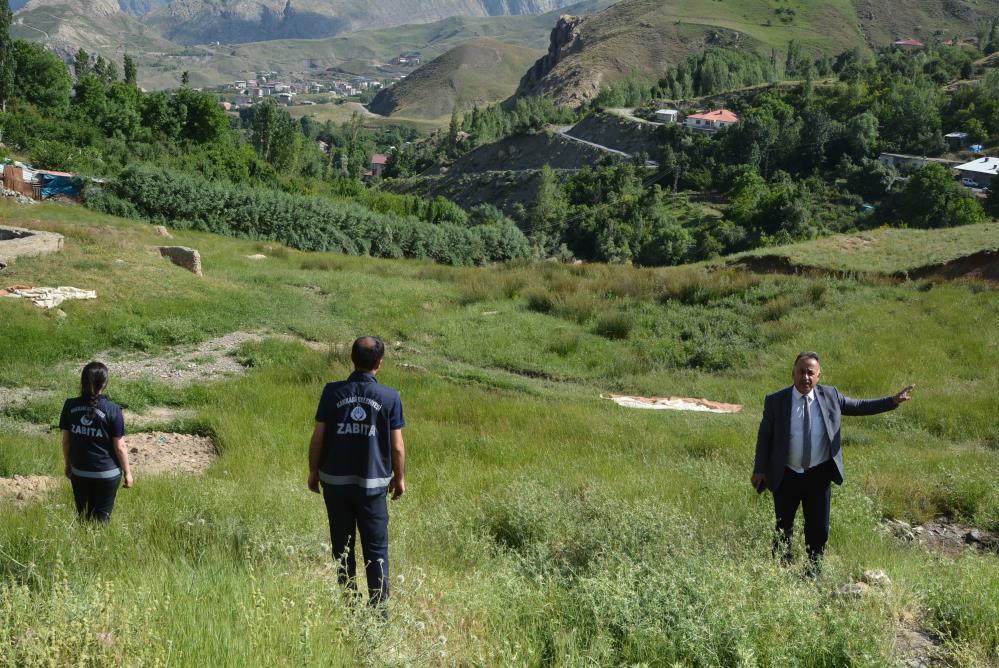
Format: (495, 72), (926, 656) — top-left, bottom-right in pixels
(368, 38), (543, 120)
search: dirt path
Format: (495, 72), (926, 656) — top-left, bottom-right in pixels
(605, 107), (664, 127)
(557, 125), (660, 168)
(98, 331), (263, 387)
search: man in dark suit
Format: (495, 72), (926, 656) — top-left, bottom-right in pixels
(752, 352), (914, 568)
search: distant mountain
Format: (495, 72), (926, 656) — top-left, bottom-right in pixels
(12, 0), (178, 62)
(142, 0), (589, 45)
(368, 38), (542, 119)
(515, 0), (999, 107)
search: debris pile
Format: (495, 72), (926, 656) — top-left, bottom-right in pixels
(1, 285), (96, 308)
(603, 394), (742, 414)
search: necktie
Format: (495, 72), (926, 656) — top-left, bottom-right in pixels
(801, 395), (812, 470)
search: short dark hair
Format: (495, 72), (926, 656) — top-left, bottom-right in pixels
(794, 351), (820, 367)
(351, 336), (385, 371)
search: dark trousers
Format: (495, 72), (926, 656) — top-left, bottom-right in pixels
(70, 475), (121, 522)
(321, 485), (390, 603)
(772, 460), (834, 562)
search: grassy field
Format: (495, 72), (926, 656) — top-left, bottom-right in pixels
(731, 223), (999, 274)
(1, 201), (997, 665)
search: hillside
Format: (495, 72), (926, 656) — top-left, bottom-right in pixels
(515, 0), (999, 106)
(12, 0), (178, 63)
(142, 0), (585, 45)
(11, 0), (615, 89)
(1, 201), (998, 665)
(368, 39), (543, 120)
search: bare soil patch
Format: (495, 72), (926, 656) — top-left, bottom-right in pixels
(126, 431), (217, 475)
(726, 254), (802, 275)
(884, 518), (998, 555)
(900, 249), (999, 283)
(604, 393), (742, 414)
(99, 331), (263, 386)
(0, 475), (57, 507)
(2, 431), (218, 508)
(895, 622), (944, 668)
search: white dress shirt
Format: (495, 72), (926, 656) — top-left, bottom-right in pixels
(787, 388), (829, 472)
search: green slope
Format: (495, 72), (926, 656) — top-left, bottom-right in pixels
(517, 0), (999, 106)
(1, 201), (997, 665)
(368, 38), (544, 120)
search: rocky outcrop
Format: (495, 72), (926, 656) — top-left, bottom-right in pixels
(159, 246), (203, 275)
(516, 15), (587, 98)
(0, 226), (64, 270)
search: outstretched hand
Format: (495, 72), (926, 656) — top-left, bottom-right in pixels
(894, 384), (916, 405)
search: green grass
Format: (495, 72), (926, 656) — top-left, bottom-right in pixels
(1, 201), (998, 665)
(732, 223), (999, 274)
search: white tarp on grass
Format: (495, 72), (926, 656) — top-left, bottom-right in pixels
(603, 393), (742, 414)
(2, 286), (96, 308)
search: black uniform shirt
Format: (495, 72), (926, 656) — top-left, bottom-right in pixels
(315, 371), (404, 495)
(59, 396), (125, 478)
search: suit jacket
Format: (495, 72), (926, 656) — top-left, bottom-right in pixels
(753, 384), (897, 491)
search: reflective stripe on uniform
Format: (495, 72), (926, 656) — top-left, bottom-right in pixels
(71, 466), (121, 479)
(318, 472), (391, 488)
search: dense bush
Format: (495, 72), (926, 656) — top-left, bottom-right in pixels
(87, 165), (529, 265)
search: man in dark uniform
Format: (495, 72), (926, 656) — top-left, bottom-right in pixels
(308, 336), (406, 604)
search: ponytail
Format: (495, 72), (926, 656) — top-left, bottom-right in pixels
(80, 361), (109, 417)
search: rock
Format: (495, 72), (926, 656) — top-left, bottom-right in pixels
(246, 254), (267, 260)
(862, 569), (891, 587)
(0, 226), (64, 267)
(154, 225), (172, 238)
(1, 187), (36, 205)
(964, 529), (999, 551)
(840, 582), (871, 598)
(158, 246), (203, 276)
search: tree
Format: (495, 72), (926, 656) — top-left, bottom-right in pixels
(12, 40), (72, 113)
(985, 185), (999, 218)
(73, 48), (90, 79)
(528, 164), (568, 253)
(894, 163), (987, 228)
(0, 0), (14, 112)
(93, 55), (118, 87)
(174, 87), (229, 144)
(248, 97), (300, 169)
(844, 111), (879, 159)
(845, 158), (896, 200)
(181, 70), (190, 86)
(123, 54), (137, 87)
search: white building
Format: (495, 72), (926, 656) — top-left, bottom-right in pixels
(655, 109), (679, 123)
(954, 156), (999, 188)
(684, 108), (739, 133)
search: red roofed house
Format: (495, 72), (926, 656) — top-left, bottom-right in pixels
(370, 153), (389, 178)
(684, 109), (739, 133)
(894, 38), (925, 50)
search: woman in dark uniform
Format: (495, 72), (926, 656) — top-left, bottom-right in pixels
(59, 362), (133, 521)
